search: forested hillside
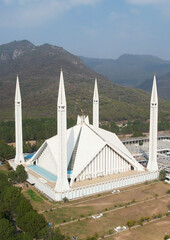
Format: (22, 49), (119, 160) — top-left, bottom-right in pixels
(80, 54), (170, 87)
(0, 40), (170, 122)
(138, 71), (170, 100)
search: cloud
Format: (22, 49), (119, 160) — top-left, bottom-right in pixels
(126, 0), (170, 19)
(0, 0), (102, 28)
(1, 0), (14, 4)
(130, 8), (140, 15)
(109, 11), (127, 22)
(83, 27), (99, 37)
(127, 0), (168, 5)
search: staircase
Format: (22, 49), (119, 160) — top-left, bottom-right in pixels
(68, 127), (82, 172)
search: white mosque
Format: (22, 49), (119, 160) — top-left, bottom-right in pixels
(11, 71), (159, 201)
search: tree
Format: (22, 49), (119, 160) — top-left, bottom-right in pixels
(0, 218), (15, 239)
(0, 172), (68, 240)
(16, 210), (47, 237)
(3, 186), (22, 214)
(0, 173), (10, 191)
(8, 171), (18, 184)
(17, 197), (33, 218)
(159, 169), (166, 181)
(110, 121), (119, 134)
(16, 232), (33, 240)
(16, 165), (28, 183)
(127, 220), (136, 228)
(0, 140), (15, 160)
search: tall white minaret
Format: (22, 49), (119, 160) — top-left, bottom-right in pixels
(93, 79), (99, 128)
(14, 76), (24, 165)
(55, 70), (70, 192)
(147, 74), (158, 172)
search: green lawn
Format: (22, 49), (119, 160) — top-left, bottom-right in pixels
(0, 169), (8, 175)
(26, 189), (43, 202)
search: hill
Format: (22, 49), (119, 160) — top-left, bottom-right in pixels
(80, 54), (170, 88)
(138, 72), (170, 100)
(0, 40), (170, 122)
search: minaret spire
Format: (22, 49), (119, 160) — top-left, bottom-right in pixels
(93, 79), (99, 128)
(14, 75), (24, 165)
(55, 70), (70, 192)
(147, 74), (158, 172)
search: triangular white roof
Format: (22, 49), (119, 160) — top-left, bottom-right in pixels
(29, 121), (144, 182)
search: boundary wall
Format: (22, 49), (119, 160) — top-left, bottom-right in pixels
(27, 170), (158, 201)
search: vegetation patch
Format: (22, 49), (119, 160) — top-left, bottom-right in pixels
(26, 189), (43, 202)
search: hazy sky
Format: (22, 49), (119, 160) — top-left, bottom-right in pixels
(0, 0), (170, 59)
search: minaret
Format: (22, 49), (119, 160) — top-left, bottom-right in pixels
(93, 79), (99, 128)
(14, 76), (24, 165)
(147, 74), (158, 172)
(55, 70), (70, 192)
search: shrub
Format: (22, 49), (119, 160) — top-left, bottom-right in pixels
(62, 197), (69, 203)
(164, 235), (170, 240)
(153, 213), (162, 219)
(167, 190), (170, 194)
(159, 169), (166, 181)
(138, 220), (143, 226)
(139, 217), (145, 223)
(127, 220), (136, 228)
(86, 236), (98, 240)
(145, 216), (150, 222)
(157, 213), (162, 218)
(139, 216), (150, 225)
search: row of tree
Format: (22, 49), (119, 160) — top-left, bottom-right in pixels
(0, 118), (76, 143)
(0, 140), (44, 160)
(0, 118), (169, 143)
(0, 170), (69, 240)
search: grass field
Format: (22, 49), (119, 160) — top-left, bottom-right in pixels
(42, 181), (170, 225)
(22, 181), (170, 239)
(22, 187), (56, 211)
(26, 189), (43, 202)
(59, 195), (170, 239)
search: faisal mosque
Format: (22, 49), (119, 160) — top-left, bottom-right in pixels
(10, 71), (159, 201)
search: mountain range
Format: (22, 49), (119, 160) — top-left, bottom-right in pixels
(0, 40), (170, 122)
(80, 55), (170, 100)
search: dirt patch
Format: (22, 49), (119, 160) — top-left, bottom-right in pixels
(60, 195), (170, 239)
(112, 218), (170, 240)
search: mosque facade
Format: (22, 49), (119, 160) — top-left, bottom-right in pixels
(10, 71), (159, 201)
